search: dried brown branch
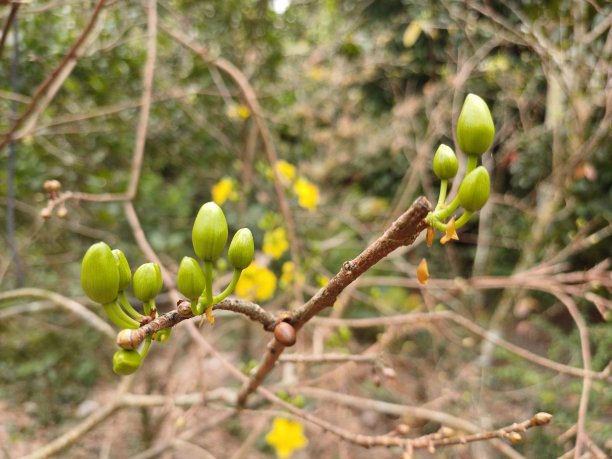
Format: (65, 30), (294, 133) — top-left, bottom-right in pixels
(236, 196), (431, 407)
(312, 310), (611, 382)
(0, 1), (19, 60)
(0, 288), (115, 338)
(0, 0), (108, 154)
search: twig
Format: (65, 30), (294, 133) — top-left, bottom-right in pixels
(312, 310), (610, 382)
(115, 298), (276, 349)
(0, 1), (19, 60)
(236, 197), (431, 407)
(0, 288), (114, 338)
(279, 353), (379, 364)
(126, 0), (157, 199)
(0, 0), (108, 154)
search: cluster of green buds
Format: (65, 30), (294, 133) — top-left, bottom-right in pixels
(426, 94), (494, 244)
(80, 202), (255, 376)
(180, 201), (255, 324)
(81, 242), (164, 375)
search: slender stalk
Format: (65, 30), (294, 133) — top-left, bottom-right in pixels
(212, 269), (242, 304)
(435, 179), (448, 210)
(431, 156), (479, 221)
(455, 210), (474, 228)
(118, 292), (143, 320)
(203, 261), (213, 305)
(139, 336), (152, 360)
(103, 301), (140, 329)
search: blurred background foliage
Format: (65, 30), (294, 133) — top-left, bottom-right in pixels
(0, 0), (610, 457)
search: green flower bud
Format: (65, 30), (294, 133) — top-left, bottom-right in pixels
(228, 228), (255, 270)
(113, 349), (142, 375)
(433, 144), (459, 179)
(192, 202), (228, 262)
(457, 93), (495, 155)
(177, 256), (205, 300)
(458, 166), (491, 211)
(81, 242), (119, 304)
(133, 262), (163, 302)
(112, 249), (132, 292)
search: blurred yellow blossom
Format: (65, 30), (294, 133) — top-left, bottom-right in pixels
(211, 177), (238, 205)
(265, 417), (308, 459)
(226, 103), (251, 120)
(280, 261), (295, 286)
(294, 178), (319, 211)
(235, 263), (276, 301)
(316, 274), (329, 287)
(263, 227), (289, 260)
(280, 261), (305, 289)
(276, 160), (297, 184)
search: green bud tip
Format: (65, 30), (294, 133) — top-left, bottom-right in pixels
(132, 262), (163, 303)
(81, 242), (120, 304)
(458, 166), (491, 212)
(113, 349), (142, 375)
(177, 256), (205, 300)
(457, 93), (495, 156)
(433, 144), (459, 180)
(192, 202), (229, 262)
(228, 228), (255, 270)
(112, 249), (132, 292)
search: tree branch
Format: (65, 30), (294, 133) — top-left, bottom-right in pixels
(236, 196), (431, 407)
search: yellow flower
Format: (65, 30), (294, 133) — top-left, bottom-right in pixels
(276, 160), (296, 184)
(235, 263), (277, 301)
(280, 261), (295, 286)
(211, 177), (238, 205)
(294, 177), (319, 211)
(263, 227), (289, 260)
(226, 103), (251, 120)
(265, 417), (308, 459)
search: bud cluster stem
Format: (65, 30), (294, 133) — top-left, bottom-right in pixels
(213, 268), (243, 304)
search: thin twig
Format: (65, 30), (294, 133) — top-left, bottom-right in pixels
(0, 288), (114, 338)
(0, 0), (108, 154)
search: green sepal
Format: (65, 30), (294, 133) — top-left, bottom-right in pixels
(192, 202), (228, 262)
(433, 144), (459, 180)
(457, 93), (495, 156)
(113, 349), (142, 375)
(81, 242), (119, 304)
(458, 166), (491, 211)
(228, 228), (255, 270)
(177, 256), (205, 301)
(133, 262), (163, 303)
(112, 249), (132, 292)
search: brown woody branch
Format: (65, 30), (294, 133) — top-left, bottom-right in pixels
(236, 196), (431, 407)
(116, 297), (277, 349)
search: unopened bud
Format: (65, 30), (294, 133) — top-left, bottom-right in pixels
(81, 242), (120, 304)
(228, 228), (255, 270)
(133, 262), (163, 302)
(177, 257), (205, 300)
(112, 349), (142, 375)
(116, 329), (139, 350)
(57, 206), (68, 219)
(457, 93), (495, 155)
(458, 166), (490, 212)
(531, 412), (553, 426)
(112, 249), (132, 292)
(40, 208), (52, 220)
(192, 202), (228, 262)
(433, 144), (459, 179)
